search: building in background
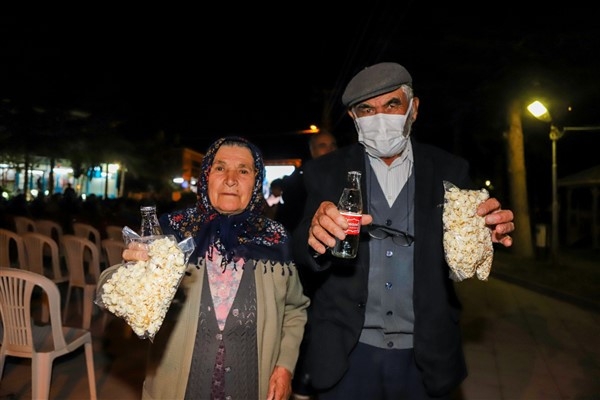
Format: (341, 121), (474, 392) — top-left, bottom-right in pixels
(0, 156), (122, 201)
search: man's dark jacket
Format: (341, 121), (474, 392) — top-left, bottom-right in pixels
(292, 139), (471, 397)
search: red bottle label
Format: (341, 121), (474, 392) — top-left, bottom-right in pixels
(341, 212), (362, 235)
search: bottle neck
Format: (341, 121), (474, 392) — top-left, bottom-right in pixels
(140, 206), (162, 236)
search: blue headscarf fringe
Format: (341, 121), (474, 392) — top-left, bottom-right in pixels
(194, 258), (295, 276)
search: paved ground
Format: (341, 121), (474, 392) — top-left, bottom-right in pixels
(452, 276), (600, 399)
(492, 246), (600, 314)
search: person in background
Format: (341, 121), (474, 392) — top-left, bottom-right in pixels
(63, 182), (77, 201)
(291, 62), (515, 399)
(119, 136), (310, 400)
(277, 131), (338, 233)
(308, 130), (338, 159)
(264, 178), (284, 220)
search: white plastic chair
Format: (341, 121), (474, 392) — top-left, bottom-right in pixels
(72, 222), (102, 250)
(101, 238), (126, 268)
(0, 228), (26, 268)
(22, 232), (70, 323)
(105, 225), (124, 242)
(34, 219), (65, 260)
(34, 219), (64, 245)
(13, 215), (37, 235)
(0, 267), (97, 399)
(73, 222), (102, 266)
(60, 235), (102, 330)
(21, 232), (69, 284)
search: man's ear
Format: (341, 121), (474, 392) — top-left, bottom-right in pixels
(411, 97), (420, 121)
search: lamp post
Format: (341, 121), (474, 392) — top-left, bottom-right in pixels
(548, 124), (563, 264)
(527, 100), (600, 265)
(527, 101), (561, 264)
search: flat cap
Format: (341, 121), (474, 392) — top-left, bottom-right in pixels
(342, 62), (412, 107)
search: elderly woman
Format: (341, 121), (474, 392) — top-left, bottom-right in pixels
(122, 136), (309, 400)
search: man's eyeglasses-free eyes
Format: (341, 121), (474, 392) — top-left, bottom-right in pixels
(367, 224), (414, 247)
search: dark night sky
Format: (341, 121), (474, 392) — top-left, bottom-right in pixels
(2, 5), (600, 196)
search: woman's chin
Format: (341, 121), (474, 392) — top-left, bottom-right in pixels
(215, 207), (244, 215)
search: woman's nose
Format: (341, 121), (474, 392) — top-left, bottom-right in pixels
(224, 171), (238, 186)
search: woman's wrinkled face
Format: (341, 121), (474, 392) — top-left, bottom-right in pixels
(208, 144), (256, 215)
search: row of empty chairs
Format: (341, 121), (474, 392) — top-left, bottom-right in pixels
(0, 217), (126, 398)
(12, 215), (123, 247)
(1, 226), (124, 270)
(1, 219), (126, 330)
(0, 228), (109, 330)
(7, 216), (125, 265)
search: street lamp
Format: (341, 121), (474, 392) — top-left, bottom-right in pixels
(527, 100), (600, 265)
(527, 101), (563, 264)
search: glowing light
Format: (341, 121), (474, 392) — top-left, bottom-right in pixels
(527, 101), (552, 122)
(53, 166), (74, 174)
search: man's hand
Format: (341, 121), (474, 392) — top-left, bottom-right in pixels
(267, 365), (292, 400)
(308, 201), (373, 255)
(477, 197), (515, 247)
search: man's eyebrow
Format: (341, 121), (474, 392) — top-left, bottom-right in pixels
(355, 96), (403, 109)
(384, 97), (402, 106)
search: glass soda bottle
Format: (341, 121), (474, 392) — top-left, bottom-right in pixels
(331, 171), (363, 259)
(140, 205), (163, 237)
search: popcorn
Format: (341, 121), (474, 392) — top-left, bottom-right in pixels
(442, 181), (494, 282)
(100, 236), (187, 339)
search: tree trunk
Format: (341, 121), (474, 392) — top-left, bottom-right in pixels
(506, 99), (534, 257)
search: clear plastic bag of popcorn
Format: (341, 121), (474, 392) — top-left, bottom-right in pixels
(95, 227), (195, 340)
(442, 181), (493, 282)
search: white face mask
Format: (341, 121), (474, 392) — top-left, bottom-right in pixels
(355, 99), (413, 158)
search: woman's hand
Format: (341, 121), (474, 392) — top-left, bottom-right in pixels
(121, 241), (150, 261)
(267, 365), (292, 400)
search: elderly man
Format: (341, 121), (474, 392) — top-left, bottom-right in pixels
(292, 62), (514, 400)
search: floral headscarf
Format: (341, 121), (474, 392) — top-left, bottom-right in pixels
(161, 136), (292, 268)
